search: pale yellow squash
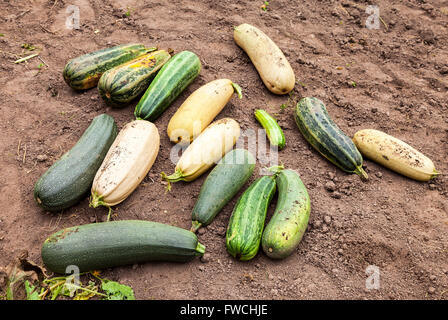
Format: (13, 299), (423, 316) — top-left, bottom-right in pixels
(234, 23), (295, 95)
(167, 79), (242, 145)
(353, 129), (439, 181)
(91, 120), (160, 207)
(162, 118), (240, 187)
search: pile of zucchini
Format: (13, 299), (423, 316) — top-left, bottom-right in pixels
(35, 22), (439, 275)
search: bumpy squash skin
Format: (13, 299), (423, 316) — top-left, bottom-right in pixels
(226, 176), (277, 261)
(98, 50), (171, 107)
(134, 51), (201, 121)
(191, 149), (256, 232)
(34, 114), (118, 212)
(41, 220), (206, 274)
(295, 97), (368, 180)
(262, 169), (310, 259)
(234, 23), (295, 95)
(63, 43), (149, 90)
(353, 129), (439, 181)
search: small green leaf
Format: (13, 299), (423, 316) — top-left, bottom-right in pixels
(25, 280), (41, 300)
(101, 280), (135, 300)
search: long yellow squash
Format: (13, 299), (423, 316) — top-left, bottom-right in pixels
(162, 118), (241, 187)
(90, 120), (160, 207)
(353, 129), (439, 181)
(167, 79), (242, 145)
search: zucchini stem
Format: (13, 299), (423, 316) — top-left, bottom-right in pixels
(161, 170), (185, 192)
(190, 221), (202, 233)
(266, 164), (285, 177)
(231, 82), (243, 99)
(90, 192), (113, 221)
(195, 242), (206, 256)
(355, 166), (369, 181)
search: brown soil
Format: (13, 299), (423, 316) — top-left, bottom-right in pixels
(1, 0), (447, 300)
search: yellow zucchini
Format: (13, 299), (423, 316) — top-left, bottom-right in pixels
(353, 129), (439, 181)
(90, 120), (160, 208)
(162, 118), (240, 188)
(167, 79), (242, 145)
(234, 23), (295, 95)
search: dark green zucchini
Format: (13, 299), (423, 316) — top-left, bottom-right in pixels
(226, 175), (277, 261)
(97, 50), (171, 107)
(34, 114), (117, 212)
(295, 97), (368, 179)
(262, 169), (310, 259)
(134, 51), (201, 121)
(41, 220), (206, 273)
(63, 43), (153, 90)
(191, 149), (256, 232)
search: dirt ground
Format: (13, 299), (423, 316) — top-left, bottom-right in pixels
(0, 0), (447, 300)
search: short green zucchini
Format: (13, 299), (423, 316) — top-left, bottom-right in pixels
(226, 175), (277, 261)
(255, 109), (285, 149)
(295, 97), (368, 179)
(191, 149), (256, 232)
(262, 169), (310, 259)
(34, 114), (117, 212)
(134, 51), (201, 121)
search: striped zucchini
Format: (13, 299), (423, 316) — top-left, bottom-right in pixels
(262, 169), (310, 259)
(63, 43), (152, 90)
(226, 175), (277, 261)
(295, 97), (368, 179)
(98, 50), (171, 106)
(41, 220), (205, 273)
(34, 114), (117, 212)
(255, 109), (285, 149)
(191, 149), (256, 232)
(134, 51), (201, 121)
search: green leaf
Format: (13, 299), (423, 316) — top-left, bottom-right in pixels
(101, 280), (135, 300)
(24, 280), (41, 300)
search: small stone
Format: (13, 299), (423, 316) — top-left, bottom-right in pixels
(325, 181), (336, 192)
(322, 225), (329, 233)
(429, 184), (436, 190)
(271, 288), (278, 295)
(200, 253), (211, 263)
(428, 287), (436, 294)
(375, 171), (383, 178)
(371, 107), (378, 113)
(197, 228), (206, 235)
(198, 265), (205, 272)
(313, 220), (322, 228)
(337, 249), (344, 255)
(89, 216), (96, 223)
(328, 172), (335, 180)
(36, 154), (48, 162)
(331, 192), (342, 199)
(429, 275), (436, 282)
(90, 96), (97, 101)
(324, 216), (332, 224)
(332, 268), (339, 274)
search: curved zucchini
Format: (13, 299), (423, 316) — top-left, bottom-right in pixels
(295, 97), (368, 180)
(90, 120), (160, 208)
(98, 50), (171, 106)
(191, 149), (256, 232)
(134, 51), (201, 121)
(41, 220), (205, 273)
(255, 109), (285, 149)
(167, 79), (242, 145)
(234, 23), (295, 95)
(353, 129), (439, 181)
(162, 118), (241, 187)
(262, 169), (310, 259)
(226, 175), (277, 261)
(34, 114), (118, 212)
(63, 43), (151, 90)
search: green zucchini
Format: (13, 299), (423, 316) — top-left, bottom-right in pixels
(262, 169), (310, 259)
(191, 149), (256, 232)
(226, 175), (277, 261)
(134, 51), (201, 121)
(295, 97), (368, 179)
(41, 220), (205, 273)
(254, 109), (285, 149)
(34, 114), (117, 212)
(97, 50), (171, 107)
(63, 43), (153, 90)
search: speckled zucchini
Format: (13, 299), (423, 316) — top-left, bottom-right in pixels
(255, 109), (285, 149)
